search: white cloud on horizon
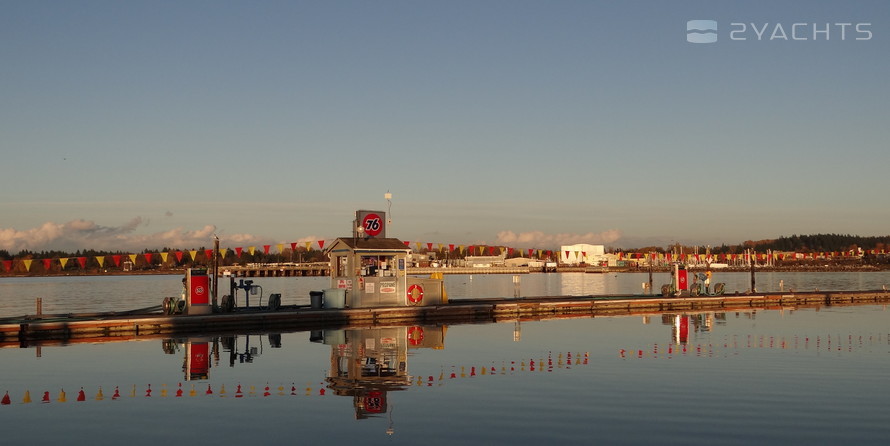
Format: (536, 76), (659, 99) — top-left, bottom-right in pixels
(0, 218), (267, 253)
(495, 229), (623, 248)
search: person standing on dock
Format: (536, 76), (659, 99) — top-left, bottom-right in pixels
(705, 270), (712, 294)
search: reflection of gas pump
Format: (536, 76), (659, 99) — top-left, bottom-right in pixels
(221, 334), (267, 367)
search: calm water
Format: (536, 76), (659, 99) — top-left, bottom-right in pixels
(2, 273), (890, 445)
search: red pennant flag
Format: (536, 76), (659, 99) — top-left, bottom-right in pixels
(488, 246), (495, 255)
(317, 240), (325, 249)
(404, 241), (410, 247)
(449, 244), (455, 252)
(42, 258), (52, 270)
(175, 251), (184, 263)
(235, 247), (243, 258)
(78, 257), (87, 269)
(290, 242), (298, 252)
(2, 260), (11, 272)
(204, 249), (213, 260)
(427, 243), (433, 251)
(143, 253), (152, 264)
(263, 245), (271, 254)
(112, 255), (122, 267)
(528, 248), (534, 257)
(508, 247), (514, 256)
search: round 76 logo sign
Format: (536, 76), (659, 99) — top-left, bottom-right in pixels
(361, 213), (384, 237)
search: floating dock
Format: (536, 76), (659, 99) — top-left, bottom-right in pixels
(3, 290), (889, 346)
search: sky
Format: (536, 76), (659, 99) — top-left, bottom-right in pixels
(1, 1), (888, 253)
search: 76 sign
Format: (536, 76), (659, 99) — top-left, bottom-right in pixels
(361, 213), (384, 237)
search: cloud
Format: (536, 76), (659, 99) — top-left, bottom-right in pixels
(0, 218), (263, 253)
(495, 229), (622, 248)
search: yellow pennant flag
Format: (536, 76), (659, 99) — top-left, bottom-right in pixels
(438, 243), (444, 251)
(416, 242), (422, 250)
(219, 248), (228, 259)
(248, 246), (256, 256)
(189, 250), (198, 261)
(95, 256), (105, 267)
(459, 245), (465, 254)
(160, 252), (169, 263)
(305, 241), (312, 251)
(500, 247), (506, 255)
(60, 258), (69, 269)
(478, 246), (484, 255)
(129, 254), (138, 265)
(23, 259), (33, 271)
(574, 251), (580, 259)
(277, 243), (284, 253)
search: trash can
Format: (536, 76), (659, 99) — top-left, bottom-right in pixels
(309, 291), (324, 309)
(323, 288), (346, 309)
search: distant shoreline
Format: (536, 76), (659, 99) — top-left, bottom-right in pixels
(1, 264), (888, 279)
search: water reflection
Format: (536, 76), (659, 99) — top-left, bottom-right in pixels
(312, 326), (445, 420)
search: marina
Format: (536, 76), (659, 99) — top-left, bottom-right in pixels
(5, 211), (889, 345)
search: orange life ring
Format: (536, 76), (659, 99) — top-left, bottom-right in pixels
(407, 284), (424, 303)
(407, 326), (424, 345)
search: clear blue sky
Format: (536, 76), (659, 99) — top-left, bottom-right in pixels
(2, 1), (888, 253)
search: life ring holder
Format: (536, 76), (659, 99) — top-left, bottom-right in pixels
(407, 284), (424, 305)
(407, 326), (424, 345)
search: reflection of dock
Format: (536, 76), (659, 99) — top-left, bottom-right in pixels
(3, 290), (890, 345)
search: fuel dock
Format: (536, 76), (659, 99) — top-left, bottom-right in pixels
(3, 210), (890, 345)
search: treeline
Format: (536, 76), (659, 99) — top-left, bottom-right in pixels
(0, 248), (328, 264)
(738, 234), (890, 253)
(619, 233), (890, 256)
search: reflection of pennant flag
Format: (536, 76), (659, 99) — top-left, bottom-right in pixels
(96, 256), (106, 267)
(129, 254), (138, 265)
(317, 240), (325, 249)
(60, 258), (69, 269)
(23, 259), (33, 271)
(78, 257), (87, 269)
(235, 247), (243, 258)
(113, 255), (122, 267)
(248, 246), (256, 256)
(42, 259), (52, 270)
(189, 250), (197, 261)
(263, 245), (271, 254)
(277, 243), (284, 253)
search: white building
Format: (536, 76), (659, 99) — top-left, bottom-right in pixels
(559, 244), (606, 266)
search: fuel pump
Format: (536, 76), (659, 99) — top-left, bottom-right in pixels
(230, 278), (263, 308)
